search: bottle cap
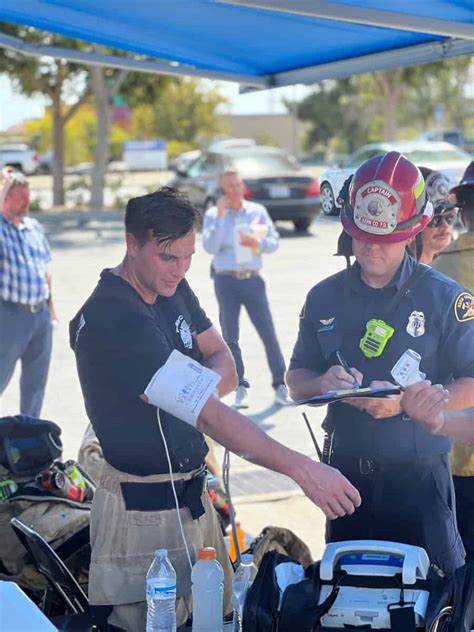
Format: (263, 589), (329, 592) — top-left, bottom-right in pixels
(155, 548), (168, 557)
(197, 547), (217, 560)
(241, 554), (254, 564)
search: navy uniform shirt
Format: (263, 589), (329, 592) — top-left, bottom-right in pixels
(290, 254), (474, 460)
(69, 270), (212, 476)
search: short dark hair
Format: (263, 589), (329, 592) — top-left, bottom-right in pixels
(125, 187), (200, 246)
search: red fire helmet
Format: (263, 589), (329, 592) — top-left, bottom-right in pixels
(341, 151), (433, 243)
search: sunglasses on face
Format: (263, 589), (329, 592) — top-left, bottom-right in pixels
(427, 212), (457, 229)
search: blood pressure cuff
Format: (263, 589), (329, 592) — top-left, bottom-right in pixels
(120, 471), (206, 519)
(144, 350), (221, 426)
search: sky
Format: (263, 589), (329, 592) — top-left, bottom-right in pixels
(0, 74), (313, 132)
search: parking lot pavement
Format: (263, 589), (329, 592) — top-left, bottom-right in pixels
(1, 211), (344, 557)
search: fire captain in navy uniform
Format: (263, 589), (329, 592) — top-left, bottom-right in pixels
(286, 152), (474, 575)
(69, 187), (361, 631)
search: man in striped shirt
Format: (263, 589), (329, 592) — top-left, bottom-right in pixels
(0, 168), (57, 416)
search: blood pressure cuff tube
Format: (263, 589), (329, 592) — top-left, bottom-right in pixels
(144, 350), (221, 426)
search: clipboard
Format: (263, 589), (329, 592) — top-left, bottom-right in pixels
(296, 385), (401, 407)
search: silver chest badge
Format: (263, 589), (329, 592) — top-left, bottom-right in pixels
(175, 315), (193, 349)
(406, 311), (425, 338)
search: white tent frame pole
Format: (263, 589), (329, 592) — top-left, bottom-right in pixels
(0, 31), (267, 88)
(272, 38), (474, 87)
(220, 0), (474, 40)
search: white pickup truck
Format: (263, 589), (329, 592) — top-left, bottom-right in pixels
(0, 143), (39, 175)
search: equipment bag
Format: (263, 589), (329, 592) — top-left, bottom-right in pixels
(425, 561), (474, 632)
(0, 416), (62, 479)
(242, 550), (340, 632)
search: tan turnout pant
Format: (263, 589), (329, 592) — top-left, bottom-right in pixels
(89, 461), (233, 631)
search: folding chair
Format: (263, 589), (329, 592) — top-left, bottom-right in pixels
(10, 517), (109, 631)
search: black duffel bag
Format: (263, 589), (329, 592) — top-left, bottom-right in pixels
(242, 550), (341, 632)
(0, 415), (62, 479)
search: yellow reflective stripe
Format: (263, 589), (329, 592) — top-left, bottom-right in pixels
(414, 177), (425, 201)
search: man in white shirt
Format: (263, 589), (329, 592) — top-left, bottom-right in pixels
(202, 171), (291, 409)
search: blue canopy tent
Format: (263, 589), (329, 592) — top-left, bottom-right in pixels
(0, 0), (472, 88)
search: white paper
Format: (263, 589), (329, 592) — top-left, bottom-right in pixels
(234, 223), (253, 265)
(144, 350), (221, 426)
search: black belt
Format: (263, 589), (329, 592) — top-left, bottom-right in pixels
(331, 453), (446, 475)
(1, 299), (46, 314)
(218, 270), (259, 280)
(120, 471), (206, 519)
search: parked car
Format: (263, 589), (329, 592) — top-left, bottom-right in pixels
(0, 143), (39, 175)
(38, 150), (53, 174)
(319, 141), (472, 216)
(417, 129), (474, 154)
(169, 144), (321, 232)
(170, 149), (201, 173)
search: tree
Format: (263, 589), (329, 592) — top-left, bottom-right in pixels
(1, 26), (229, 208)
(400, 57), (473, 133)
(359, 69), (404, 141)
(353, 57), (473, 141)
(127, 77), (228, 145)
(292, 56), (473, 156)
(89, 46), (128, 209)
(290, 78), (372, 155)
(0, 23), (89, 205)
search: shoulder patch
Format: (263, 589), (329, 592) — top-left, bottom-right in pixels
(454, 292), (474, 323)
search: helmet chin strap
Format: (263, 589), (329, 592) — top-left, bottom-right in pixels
(414, 233), (424, 261)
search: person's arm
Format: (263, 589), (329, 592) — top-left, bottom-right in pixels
(445, 377), (474, 410)
(197, 396), (361, 519)
(436, 290), (474, 410)
(287, 366), (363, 401)
(401, 381), (474, 443)
(197, 326), (237, 397)
(257, 208), (279, 254)
(343, 380), (402, 419)
(201, 198), (227, 254)
(340, 375), (474, 422)
(441, 409), (474, 444)
(45, 270), (59, 322)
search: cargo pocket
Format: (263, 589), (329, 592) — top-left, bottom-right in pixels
(125, 505), (203, 598)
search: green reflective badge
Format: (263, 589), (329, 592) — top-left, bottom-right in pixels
(359, 319), (395, 358)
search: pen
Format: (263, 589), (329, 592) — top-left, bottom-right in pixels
(336, 350), (360, 389)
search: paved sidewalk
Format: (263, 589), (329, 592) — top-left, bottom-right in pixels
(1, 210), (345, 558)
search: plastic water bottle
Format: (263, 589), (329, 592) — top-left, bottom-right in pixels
(191, 547), (224, 632)
(146, 549), (177, 632)
(232, 553), (258, 632)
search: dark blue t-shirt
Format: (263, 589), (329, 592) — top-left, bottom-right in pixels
(69, 270), (212, 475)
(290, 254), (474, 460)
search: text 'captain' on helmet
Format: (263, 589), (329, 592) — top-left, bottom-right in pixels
(340, 151), (433, 244)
